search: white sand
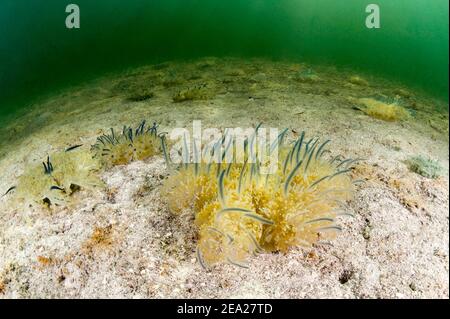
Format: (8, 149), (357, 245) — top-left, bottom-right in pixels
(0, 58), (448, 298)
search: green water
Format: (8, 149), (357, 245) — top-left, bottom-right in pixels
(0, 0), (448, 118)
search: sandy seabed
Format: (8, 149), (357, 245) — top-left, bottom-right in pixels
(0, 57), (448, 298)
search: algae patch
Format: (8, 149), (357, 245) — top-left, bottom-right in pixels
(348, 75), (369, 86)
(293, 68), (321, 83)
(11, 148), (102, 207)
(356, 97), (410, 121)
(406, 156), (443, 179)
(173, 83), (214, 102)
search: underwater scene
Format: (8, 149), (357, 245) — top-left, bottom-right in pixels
(0, 0), (448, 299)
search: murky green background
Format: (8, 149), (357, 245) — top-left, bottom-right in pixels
(0, 0), (448, 117)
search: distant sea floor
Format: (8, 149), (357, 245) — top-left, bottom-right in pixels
(0, 57), (448, 298)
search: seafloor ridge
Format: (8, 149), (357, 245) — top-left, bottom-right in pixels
(0, 57), (448, 298)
